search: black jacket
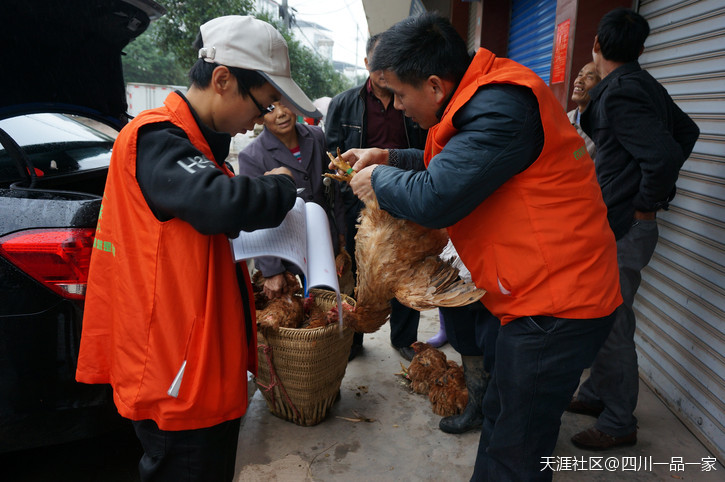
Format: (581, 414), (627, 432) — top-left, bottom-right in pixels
(581, 61), (699, 239)
(325, 80), (427, 152)
(135, 94), (296, 237)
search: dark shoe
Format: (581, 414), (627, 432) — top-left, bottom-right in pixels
(348, 343), (363, 361)
(439, 355), (487, 434)
(396, 346), (416, 361)
(439, 400), (484, 434)
(567, 398), (605, 417)
(571, 427), (637, 450)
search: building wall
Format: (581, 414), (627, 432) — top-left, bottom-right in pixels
(552, 0), (632, 109)
(473, 0), (631, 107)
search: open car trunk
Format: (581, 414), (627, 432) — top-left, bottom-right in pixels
(0, 0), (165, 126)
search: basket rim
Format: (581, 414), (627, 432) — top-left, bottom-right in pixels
(260, 320), (350, 337)
(308, 288), (355, 303)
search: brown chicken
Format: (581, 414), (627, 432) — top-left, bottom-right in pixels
(251, 271), (302, 311)
(325, 151), (486, 333)
(256, 293), (305, 329)
(428, 360), (468, 416)
(407, 342), (449, 395)
(253, 271), (306, 330)
(301, 293), (328, 329)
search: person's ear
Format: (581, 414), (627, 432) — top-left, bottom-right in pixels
(428, 75), (452, 106)
(592, 35), (601, 55)
(211, 66), (233, 95)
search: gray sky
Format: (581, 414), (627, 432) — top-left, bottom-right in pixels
(288, 0), (369, 69)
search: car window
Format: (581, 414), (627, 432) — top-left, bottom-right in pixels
(0, 113), (117, 185)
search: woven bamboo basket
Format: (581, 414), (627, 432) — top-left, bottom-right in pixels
(255, 289), (354, 426)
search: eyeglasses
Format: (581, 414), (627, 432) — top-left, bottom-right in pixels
(240, 82), (275, 116)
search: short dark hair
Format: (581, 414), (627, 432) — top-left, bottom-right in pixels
(188, 32), (266, 95)
(366, 33), (381, 58)
(369, 12), (471, 86)
(597, 8), (650, 63)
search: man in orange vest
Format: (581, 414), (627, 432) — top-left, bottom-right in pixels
(335, 13), (622, 481)
(75, 16), (319, 481)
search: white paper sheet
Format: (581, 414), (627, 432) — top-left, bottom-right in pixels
(232, 197), (340, 295)
(233, 197), (309, 277)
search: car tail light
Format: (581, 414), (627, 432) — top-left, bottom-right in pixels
(0, 228), (95, 300)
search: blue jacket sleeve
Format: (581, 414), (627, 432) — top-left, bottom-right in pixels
(389, 148), (425, 171)
(373, 84), (544, 229)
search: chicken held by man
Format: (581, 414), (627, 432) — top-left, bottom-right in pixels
(325, 150), (485, 333)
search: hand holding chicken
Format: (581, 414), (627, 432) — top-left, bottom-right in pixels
(325, 150), (485, 333)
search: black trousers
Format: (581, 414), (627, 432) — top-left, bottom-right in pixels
(132, 418), (241, 482)
(389, 298), (421, 347)
(440, 303), (499, 372)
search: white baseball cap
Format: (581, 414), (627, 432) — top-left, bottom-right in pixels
(198, 15), (321, 118)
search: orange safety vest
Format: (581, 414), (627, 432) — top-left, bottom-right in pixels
(76, 92), (257, 431)
(425, 49), (622, 324)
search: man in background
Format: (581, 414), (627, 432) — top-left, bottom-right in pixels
(570, 8), (700, 451)
(326, 33), (427, 361)
(568, 62), (600, 160)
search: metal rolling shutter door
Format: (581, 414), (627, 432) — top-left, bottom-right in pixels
(507, 0), (557, 84)
(467, 1), (478, 53)
(637, 0), (725, 461)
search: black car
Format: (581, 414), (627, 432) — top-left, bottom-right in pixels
(0, 0), (165, 452)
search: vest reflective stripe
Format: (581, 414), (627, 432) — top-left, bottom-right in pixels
(76, 92), (257, 430)
(425, 49), (622, 324)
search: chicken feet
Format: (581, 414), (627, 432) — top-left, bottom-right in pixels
(324, 148), (355, 182)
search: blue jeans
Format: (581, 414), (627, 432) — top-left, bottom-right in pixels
(472, 312), (615, 481)
(576, 218), (659, 436)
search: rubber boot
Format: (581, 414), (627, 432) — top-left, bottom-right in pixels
(439, 355), (488, 434)
(426, 312), (448, 347)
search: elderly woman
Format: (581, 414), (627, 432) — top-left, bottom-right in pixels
(238, 102), (346, 299)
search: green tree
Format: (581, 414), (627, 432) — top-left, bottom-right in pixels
(154, 0), (255, 72)
(288, 36), (352, 98)
(122, 23), (187, 85)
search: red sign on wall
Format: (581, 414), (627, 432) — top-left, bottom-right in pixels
(551, 19), (570, 84)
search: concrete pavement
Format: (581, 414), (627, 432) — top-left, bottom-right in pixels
(235, 309), (723, 481)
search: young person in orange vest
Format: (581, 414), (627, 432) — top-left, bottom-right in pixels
(75, 16), (319, 481)
(334, 13), (622, 481)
